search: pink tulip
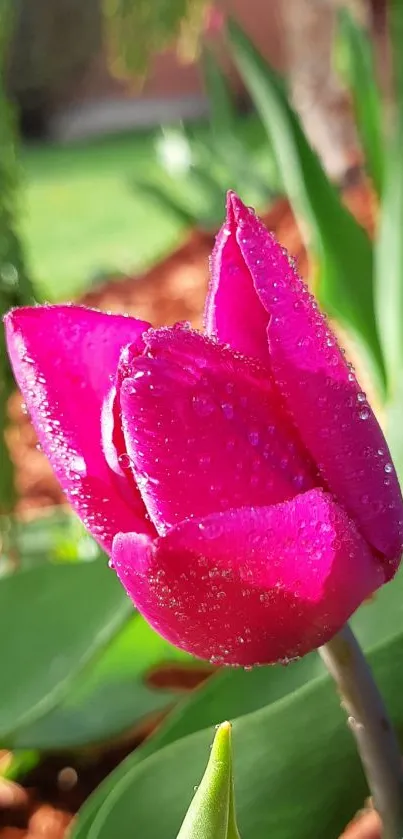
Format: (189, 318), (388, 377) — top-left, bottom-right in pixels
(5, 193), (403, 666)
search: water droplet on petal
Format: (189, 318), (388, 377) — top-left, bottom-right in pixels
(221, 402), (234, 419)
(192, 394), (215, 417)
(118, 453), (132, 469)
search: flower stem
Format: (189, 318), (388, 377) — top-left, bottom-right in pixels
(319, 624), (403, 839)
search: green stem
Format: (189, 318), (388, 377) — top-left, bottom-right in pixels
(319, 625), (403, 839)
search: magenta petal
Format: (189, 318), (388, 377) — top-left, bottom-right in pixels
(118, 326), (316, 533)
(204, 192), (271, 365)
(5, 305), (154, 552)
(228, 194), (403, 570)
(112, 489), (383, 666)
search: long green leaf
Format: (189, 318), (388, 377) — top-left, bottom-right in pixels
(228, 19), (385, 394)
(0, 561), (131, 743)
(202, 48), (236, 141)
(13, 613), (196, 750)
(374, 138), (403, 395)
(374, 0), (403, 395)
(335, 7), (384, 196)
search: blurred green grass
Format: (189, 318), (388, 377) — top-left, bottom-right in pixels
(20, 115), (276, 302)
(20, 130), (186, 302)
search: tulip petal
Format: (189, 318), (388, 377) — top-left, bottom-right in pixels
(204, 193), (271, 365)
(118, 326), (316, 533)
(112, 488), (383, 666)
(225, 193), (403, 570)
(5, 305), (154, 552)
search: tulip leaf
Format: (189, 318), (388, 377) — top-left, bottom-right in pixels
(12, 612), (201, 750)
(71, 566), (403, 839)
(227, 19), (385, 394)
(334, 7), (384, 196)
(386, 377), (403, 483)
(0, 560), (132, 743)
(177, 721), (240, 839)
(374, 1), (403, 394)
(202, 48), (237, 142)
(374, 136), (403, 394)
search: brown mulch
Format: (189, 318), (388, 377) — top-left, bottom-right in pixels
(3, 175), (382, 839)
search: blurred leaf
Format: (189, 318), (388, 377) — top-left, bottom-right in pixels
(103, 0), (209, 77)
(177, 722), (240, 839)
(14, 613), (203, 750)
(374, 137), (403, 395)
(132, 180), (199, 227)
(375, 0), (403, 394)
(72, 566), (403, 838)
(335, 7), (384, 196)
(390, 0), (403, 132)
(200, 50), (276, 205)
(202, 48), (236, 141)
(228, 19), (385, 394)
(386, 376), (403, 481)
(0, 0), (36, 513)
(0, 560), (131, 744)
(1, 750), (39, 781)
(0, 510), (101, 570)
(133, 169), (225, 232)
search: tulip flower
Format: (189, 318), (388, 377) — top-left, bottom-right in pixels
(5, 193), (403, 667)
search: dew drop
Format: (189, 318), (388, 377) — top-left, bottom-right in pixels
(384, 463), (393, 474)
(221, 402), (234, 419)
(192, 394), (215, 417)
(118, 453), (132, 469)
(248, 430), (260, 447)
(359, 409), (369, 421)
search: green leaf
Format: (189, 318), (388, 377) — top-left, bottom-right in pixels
(0, 560), (131, 743)
(228, 18), (385, 394)
(13, 613), (199, 750)
(390, 0), (403, 133)
(72, 566), (403, 839)
(334, 7), (384, 196)
(1, 510), (101, 569)
(374, 1), (403, 394)
(374, 137), (403, 394)
(177, 721), (240, 839)
(103, 0), (210, 76)
(202, 48), (236, 142)
(385, 376), (403, 481)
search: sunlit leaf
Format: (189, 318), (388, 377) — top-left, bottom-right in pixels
(228, 19), (385, 395)
(335, 7), (384, 195)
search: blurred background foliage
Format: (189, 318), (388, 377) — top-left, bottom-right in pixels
(3, 2), (403, 839)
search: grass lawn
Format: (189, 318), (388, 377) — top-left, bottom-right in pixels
(20, 130), (188, 302)
(19, 115), (278, 302)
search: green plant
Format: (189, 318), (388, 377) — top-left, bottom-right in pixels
(0, 0), (35, 513)
(131, 48), (279, 231)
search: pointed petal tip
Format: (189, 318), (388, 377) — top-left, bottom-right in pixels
(226, 190), (247, 223)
